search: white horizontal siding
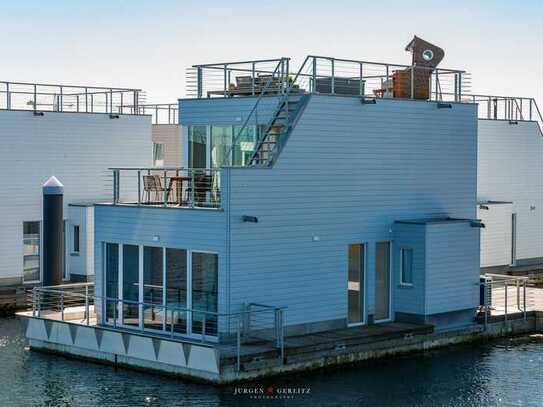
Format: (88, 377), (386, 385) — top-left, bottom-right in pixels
(478, 203), (512, 267)
(227, 96), (477, 326)
(478, 120), (543, 262)
(0, 110), (151, 281)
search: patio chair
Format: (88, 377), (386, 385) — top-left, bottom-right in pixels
(142, 174), (172, 204)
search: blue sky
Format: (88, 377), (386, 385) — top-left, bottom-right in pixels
(1, 1), (542, 103)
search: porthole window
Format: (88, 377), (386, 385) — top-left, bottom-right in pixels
(422, 49), (434, 62)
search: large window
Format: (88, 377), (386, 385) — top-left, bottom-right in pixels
(188, 125), (259, 168)
(211, 126), (232, 168)
(72, 225), (80, 254)
(104, 243), (217, 338)
(192, 252), (218, 335)
(153, 143), (165, 167)
(347, 244), (365, 325)
(188, 126), (208, 168)
(23, 221), (40, 282)
(400, 248), (414, 286)
(232, 125), (257, 166)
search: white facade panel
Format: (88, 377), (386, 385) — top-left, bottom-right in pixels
(0, 110), (152, 283)
(477, 203), (513, 268)
(478, 120), (543, 263)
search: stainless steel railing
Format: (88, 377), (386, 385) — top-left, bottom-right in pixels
(186, 55), (467, 102)
(0, 80), (142, 114)
(28, 283), (286, 369)
(109, 167), (222, 209)
(479, 274), (534, 329)
(120, 103), (179, 124)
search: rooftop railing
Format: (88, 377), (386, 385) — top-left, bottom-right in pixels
(186, 55), (468, 102)
(0, 80), (142, 114)
(109, 167), (221, 209)
(456, 93), (543, 132)
(120, 103), (179, 124)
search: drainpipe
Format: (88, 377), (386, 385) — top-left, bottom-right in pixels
(42, 176), (64, 286)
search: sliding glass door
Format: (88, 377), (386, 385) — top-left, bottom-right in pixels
(104, 243), (218, 339)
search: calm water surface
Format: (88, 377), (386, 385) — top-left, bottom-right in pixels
(1, 317), (543, 406)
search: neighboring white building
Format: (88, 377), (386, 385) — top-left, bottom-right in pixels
(478, 116), (543, 269)
(0, 81), (152, 288)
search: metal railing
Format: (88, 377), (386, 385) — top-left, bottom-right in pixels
(479, 274), (535, 329)
(0, 81), (142, 114)
(186, 55), (467, 102)
(120, 103), (179, 124)
(109, 167), (221, 209)
(28, 283), (286, 369)
(453, 93), (543, 132)
(186, 58), (290, 98)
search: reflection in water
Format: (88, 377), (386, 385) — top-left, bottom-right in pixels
(1, 317), (543, 406)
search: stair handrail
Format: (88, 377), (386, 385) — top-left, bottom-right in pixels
(220, 58), (289, 167)
(248, 56), (312, 166)
(530, 98), (543, 134)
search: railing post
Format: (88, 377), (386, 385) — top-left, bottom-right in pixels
(516, 279), (520, 311)
(113, 299), (117, 328)
(331, 58), (335, 95)
(6, 82), (10, 110)
(59, 86), (63, 112)
(223, 64), (228, 97)
(191, 170), (195, 208)
(530, 99), (533, 121)
(171, 310), (175, 338)
(202, 313), (206, 343)
(251, 62), (255, 96)
(359, 63), (364, 96)
(163, 171), (168, 207)
(85, 87), (88, 113)
(60, 291), (65, 321)
(33, 84), (37, 112)
(504, 281), (508, 323)
(385, 65), (389, 98)
(484, 281), (488, 330)
(32, 287), (37, 317)
(85, 285), (90, 325)
(458, 73), (462, 102)
(523, 280), (527, 320)
(137, 170), (141, 206)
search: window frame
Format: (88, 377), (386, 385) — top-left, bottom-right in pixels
(152, 142), (165, 167)
(23, 220), (42, 284)
(72, 224), (80, 255)
(399, 247), (414, 287)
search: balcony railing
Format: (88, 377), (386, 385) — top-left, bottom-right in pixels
(186, 55), (468, 102)
(0, 80), (143, 114)
(28, 283), (286, 370)
(109, 167), (221, 209)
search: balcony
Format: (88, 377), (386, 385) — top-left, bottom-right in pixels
(109, 167), (222, 209)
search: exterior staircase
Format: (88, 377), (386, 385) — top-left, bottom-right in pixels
(248, 93), (309, 167)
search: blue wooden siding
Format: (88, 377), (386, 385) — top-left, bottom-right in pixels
(179, 96), (279, 125)
(391, 223), (426, 315)
(93, 204), (228, 314)
(225, 95), (477, 326)
(424, 222), (479, 314)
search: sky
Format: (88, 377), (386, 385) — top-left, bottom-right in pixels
(0, 0), (542, 104)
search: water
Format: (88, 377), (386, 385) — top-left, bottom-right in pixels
(1, 317), (543, 407)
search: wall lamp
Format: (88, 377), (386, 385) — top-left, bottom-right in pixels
(479, 204), (489, 210)
(360, 97), (377, 105)
(437, 103), (452, 109)
(109, 114), (120, 119)
(241, 215), (258, 223)
(33, 111), (44, 116)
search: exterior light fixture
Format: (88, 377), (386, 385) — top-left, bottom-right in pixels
(479, 205), (489, 210)
(241, 215), (258, 223)
(109, 114), (120, 119)
(422, 49), (434, 61)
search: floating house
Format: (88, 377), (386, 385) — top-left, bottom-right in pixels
(0, 83), (182, 307)
(17, 37), (543, 383)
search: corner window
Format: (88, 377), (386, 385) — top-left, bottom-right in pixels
(153, 143), (165, 167)
(73, 225), (80, 254)
(400, 248), (414, 286)
(23, 221), (40, 282)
